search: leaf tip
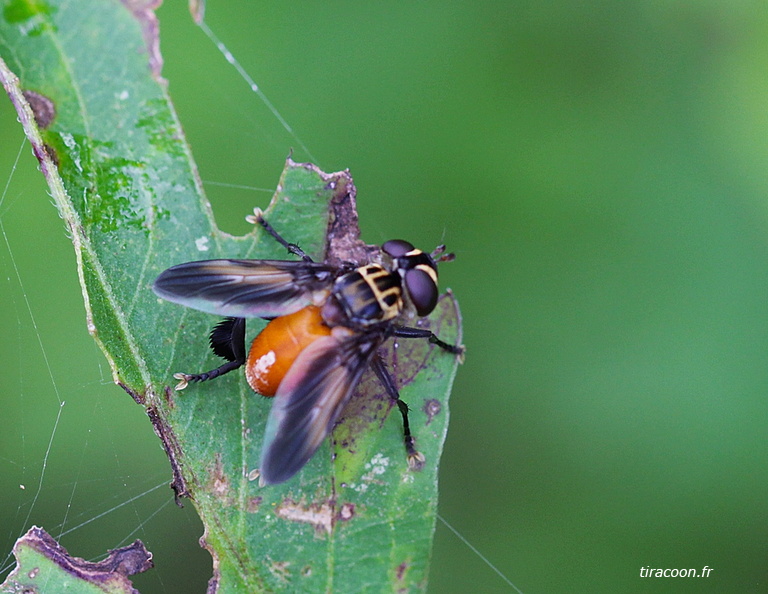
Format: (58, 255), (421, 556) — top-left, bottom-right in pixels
(2, 527), (153, 592)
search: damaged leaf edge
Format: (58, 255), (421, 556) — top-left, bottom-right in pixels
(2, 526), (153, 590)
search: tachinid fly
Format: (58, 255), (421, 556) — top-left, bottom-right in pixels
(153, 210), (464, 485)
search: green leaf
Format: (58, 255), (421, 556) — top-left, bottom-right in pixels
(1, 527), (153, 594)
(0, 1), (462, 591)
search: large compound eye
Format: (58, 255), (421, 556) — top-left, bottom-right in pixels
(382, 239), (414, 258)
(405, 268), (438, 316)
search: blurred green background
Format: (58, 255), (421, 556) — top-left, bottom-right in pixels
(2, 1), (767, 592)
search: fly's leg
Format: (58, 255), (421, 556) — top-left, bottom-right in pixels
(370, 354), (425, 471)
(173, 317), (247, 390)
(392, 325), (466, 362)
(246, 207), (314, 263)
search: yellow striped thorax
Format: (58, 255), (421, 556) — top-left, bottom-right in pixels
(332, 264), (403, 326)
(325, 240), (443, 328)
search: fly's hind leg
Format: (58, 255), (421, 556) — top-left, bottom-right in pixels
(173, 317), (247, 390)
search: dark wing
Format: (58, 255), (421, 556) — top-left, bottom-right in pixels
(153, 259), (336, 319)
(259, 331), (383, 485)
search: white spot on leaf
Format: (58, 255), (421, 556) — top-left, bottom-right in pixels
(195, 236), (210, 251)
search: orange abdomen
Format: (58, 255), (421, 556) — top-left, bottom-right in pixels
(245, 305), (331, 397)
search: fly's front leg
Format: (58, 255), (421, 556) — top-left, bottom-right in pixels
(392, 325), (466, 362)
(370, 354), (425, 471)
(246, 207), (314, 263)
(174, 317), (247, 390)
